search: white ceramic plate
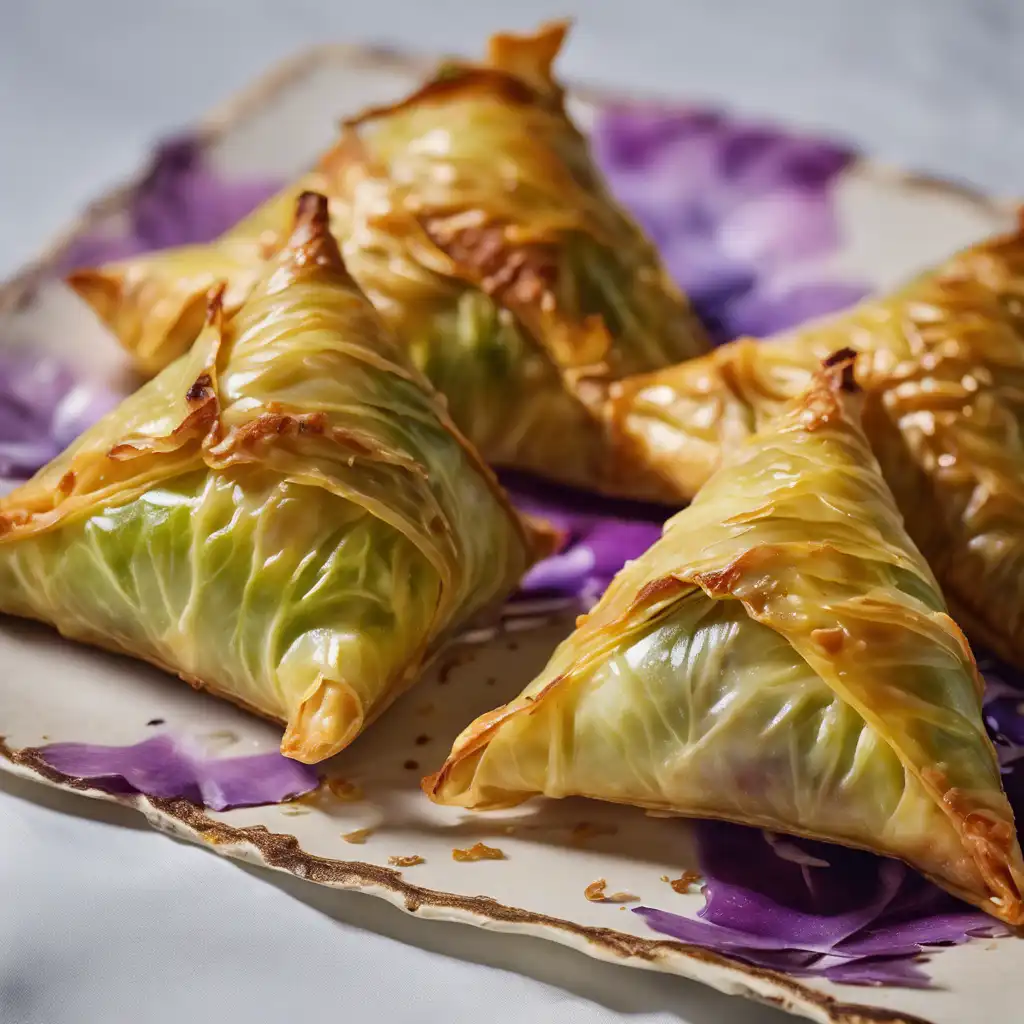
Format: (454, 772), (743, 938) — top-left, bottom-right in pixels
(0, 43), (1018, 1024)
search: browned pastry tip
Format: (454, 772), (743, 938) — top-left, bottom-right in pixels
(821, 346), (859, 393)
(279, 191), (350, 278)
(203, 281), (227, 325)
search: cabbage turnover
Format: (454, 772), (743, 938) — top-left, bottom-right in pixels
(607, 224), (1024, 668)
(67, 22), (708, 494)
(427, 358), (1024, 924)
(0, 194), (542, 764)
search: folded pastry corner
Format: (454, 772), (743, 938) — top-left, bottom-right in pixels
(4, 192), (540, 764)
(427, 353), (1024, 923)
(66, 181), (316, 376)
(326, 20), (708, 491)
(68, 22), (708, 496)
(607, 222), (1024, 667)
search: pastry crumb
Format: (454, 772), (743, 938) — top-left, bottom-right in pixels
(668, 870), (703, 894)
(279, 805), (310, 817)
(414, 734), (431, 746)
(584, 879), (637, 903)
(403, 759), (419, 771)
(342, 828), (374, 844)
(326, 778), (364, 802)
(660, 875), (670, 883)
(452, 842), (506, 862)
(388, 855), (425, 867)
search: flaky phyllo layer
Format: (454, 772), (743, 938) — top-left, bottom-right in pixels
(608, 223), (1024, 668)
(68, 22), (708, 495)
(428, 360), (1024, 924)
(1, 194), (542, 763)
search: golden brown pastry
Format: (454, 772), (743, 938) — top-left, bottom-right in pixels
(429, 359), (1024, 924)
(608, 223), (1024, 665)
(68, 23), (709, 494)
(4, 195), (544, 763)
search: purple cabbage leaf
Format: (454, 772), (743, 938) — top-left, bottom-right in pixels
(0, 353), (120, 482)
(58, 135), (283, 270)
(635, 822), (1006, 988)
(37, 734), (319, 811)
(593, 106), (869, 342)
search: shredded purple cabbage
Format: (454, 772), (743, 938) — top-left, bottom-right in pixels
(505, 473), (666, 610)
(58, 136), (282, 270)
(0, 353), (120, 481)
(37, 734), (319, 811)
(593, 106), (869, 342)
(635, 823), (1004, 988)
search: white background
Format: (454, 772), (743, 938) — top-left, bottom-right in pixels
(1, 2), (1021, 1022)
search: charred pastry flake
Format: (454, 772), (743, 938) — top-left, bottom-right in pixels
(822, 346), (859, 393)
(424, 220), (559, 311)
(204, 282), (227, 325)
(584, 879), (637, 903)
(186, 374), (213, 403)
(342, 828), (375, 844)
(811, 626), (846, 655)
(210, 411), (327, 453)
(296, 190), (329, 223)
(667, 869), (703, 894)
(452, 842), (506, 862)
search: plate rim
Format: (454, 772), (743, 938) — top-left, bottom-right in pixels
(0, 739), (933, 1024)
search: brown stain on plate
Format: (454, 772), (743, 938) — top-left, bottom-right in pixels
(0, 738), (940, 1024)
